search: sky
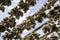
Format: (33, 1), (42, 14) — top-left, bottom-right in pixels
(0, 0), (60, 40)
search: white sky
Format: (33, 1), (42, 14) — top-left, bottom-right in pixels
(0, 0), (60, 40)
